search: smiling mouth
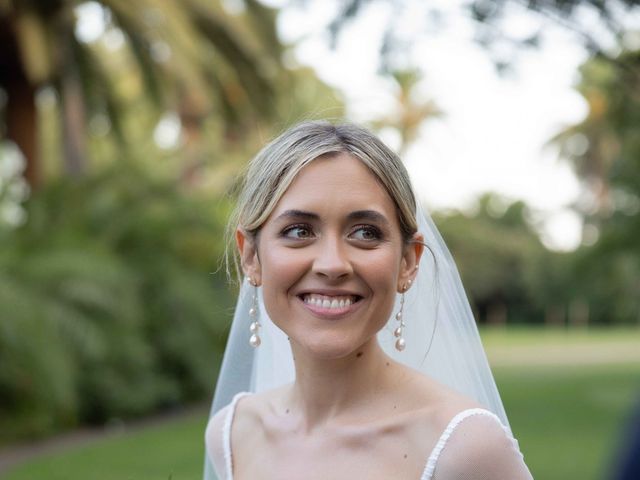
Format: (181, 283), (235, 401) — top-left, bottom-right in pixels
(298, 293), (363, 310)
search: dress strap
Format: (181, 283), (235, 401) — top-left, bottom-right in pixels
(419, 408), (508, 480)
(223, 392), (251, 480)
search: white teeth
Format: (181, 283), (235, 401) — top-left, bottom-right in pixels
(302, 293), (357, 309)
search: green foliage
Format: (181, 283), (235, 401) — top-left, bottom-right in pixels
(434, 194), (550, 325)
(0, 0), (347, 444)
(0, 166), (233, 443)
(1, 0), (290, 187)
(551, 49), (640, 325)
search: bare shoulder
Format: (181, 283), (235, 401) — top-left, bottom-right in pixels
(204, 391), (267, 456)
(204, 390), (278, 474)
(395, 368), (532, 478)
(378, 365), (480, 454)
(228, 385), (290, 439)
(395, 364), (483, 432)
(433, 413), (534, 479)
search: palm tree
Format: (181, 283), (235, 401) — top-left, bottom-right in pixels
(370, 68), (442, 156)
(548, 58), (631, 217)
(0, 0), (283, 188)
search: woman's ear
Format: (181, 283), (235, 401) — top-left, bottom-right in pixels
(236, 228), (262, 285)
(397, 233), (424, 292)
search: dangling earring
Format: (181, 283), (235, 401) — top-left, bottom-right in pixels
(394, 279), (412, 351)
(248, 277), (261, 348)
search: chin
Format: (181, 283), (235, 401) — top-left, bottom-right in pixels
(295, 333), (371, 360)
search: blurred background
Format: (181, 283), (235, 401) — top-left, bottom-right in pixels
(0, 0), (639, 479)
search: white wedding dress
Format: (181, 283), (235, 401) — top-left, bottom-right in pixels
(205, 392), (534, 480)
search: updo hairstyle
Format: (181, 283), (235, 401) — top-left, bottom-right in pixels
(225, 120), (419, 282)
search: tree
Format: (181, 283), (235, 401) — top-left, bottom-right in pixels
(551, 49), (640, 325)
(434, 193), (549, 325)
(0, 0), (284, 188)
(370, 68), (442, 156)
(553, 49), (640, 238)
(318, 0), (640, 76)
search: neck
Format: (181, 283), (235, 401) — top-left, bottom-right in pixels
(287, 339), (400, 431)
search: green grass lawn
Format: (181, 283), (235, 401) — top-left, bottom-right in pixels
(3, 328), (640, 480)
(2, 412), (208, 480)
(496, 363), (639, 480)
(486, 326), (640, 480)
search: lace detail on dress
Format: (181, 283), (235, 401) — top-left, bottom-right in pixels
(420, 408), (508, 480)
(223, 392), (251, 480)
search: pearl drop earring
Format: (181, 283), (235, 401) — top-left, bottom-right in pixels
(394, 279), (412, 351)
(248, 278), (261, 348)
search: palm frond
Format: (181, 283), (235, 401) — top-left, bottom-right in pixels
(12, 8), (54, 84)
(183, 0), (275, 117)
(244, 0), (283, 60)
(104, 2), (166, 107)
(71, 37), (128, 146)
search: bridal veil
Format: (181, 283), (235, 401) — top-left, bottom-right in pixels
(203, 122), (510, 480)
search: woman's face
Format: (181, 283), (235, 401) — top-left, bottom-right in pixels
(237, 153), (423, 359)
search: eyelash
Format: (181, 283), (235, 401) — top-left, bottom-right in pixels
(280, 224), (383, 242)
(281, 224), (314, 239)
(350, 224), (383, 241)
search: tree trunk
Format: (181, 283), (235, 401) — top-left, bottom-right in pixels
(487, 302), (508, 326)
(545, 304), (565, 327)
(56, 11), (88, 179)
(568, 299), (589, 328)
(178, 86), (207, 185)
(1, 15), (39, 188)
(6, 81), (38, 188)
(60, 67), (86, 178)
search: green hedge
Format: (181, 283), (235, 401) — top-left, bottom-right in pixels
(0, 167), (233, 443)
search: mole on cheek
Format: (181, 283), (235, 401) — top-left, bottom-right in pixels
(356, 352), (363, 358)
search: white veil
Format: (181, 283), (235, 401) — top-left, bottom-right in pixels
(203, 201), (509, 480)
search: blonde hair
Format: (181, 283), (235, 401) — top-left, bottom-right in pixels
(225, 120), (419, 281)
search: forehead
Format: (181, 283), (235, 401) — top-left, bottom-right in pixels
(269, 153), (398, 221)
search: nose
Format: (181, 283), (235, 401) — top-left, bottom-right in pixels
(312, 234), (353, 280)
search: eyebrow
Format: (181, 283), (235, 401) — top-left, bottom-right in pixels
(274, 209), (390, 226)
(274, 209), (320, 222)
(346, 209), (390, 226)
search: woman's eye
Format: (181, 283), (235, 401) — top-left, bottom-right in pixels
(350, 225), (382, 241)
(282, 224), (314, 239)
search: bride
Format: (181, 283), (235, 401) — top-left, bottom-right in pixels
(204, 121), (533, 479)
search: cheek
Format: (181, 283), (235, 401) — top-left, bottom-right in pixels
(260, 243), (315, 291)
(354, 247), (402, 287)
(353, 248), (402, 320)
(258, 247), (307, 319)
